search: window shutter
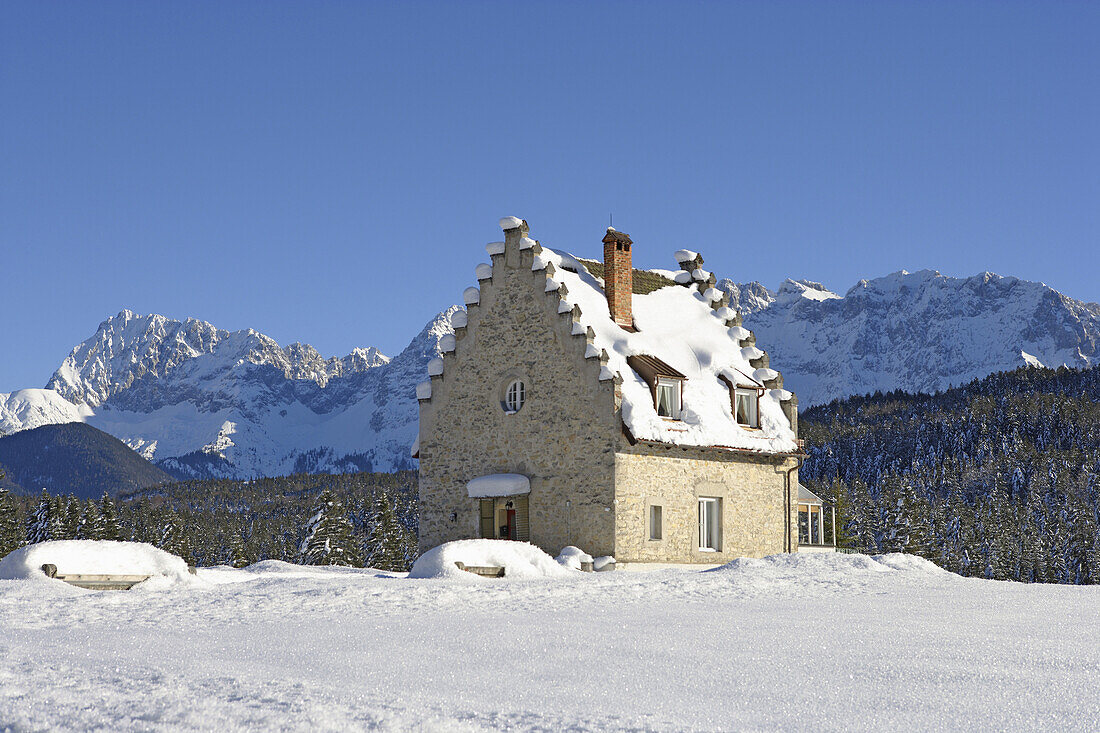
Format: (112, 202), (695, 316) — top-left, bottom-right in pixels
(479, 499), (495, 539)
(514, 495), (530, 542)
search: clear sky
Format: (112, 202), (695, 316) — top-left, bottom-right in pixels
(2, 1), (1098, 390)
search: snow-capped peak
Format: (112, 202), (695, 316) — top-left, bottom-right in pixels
(45, 311), (390, 406)
(775, 279), (841, 304)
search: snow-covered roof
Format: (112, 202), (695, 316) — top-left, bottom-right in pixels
(532, 239), (799, 455)
(432, 217), (801, 456)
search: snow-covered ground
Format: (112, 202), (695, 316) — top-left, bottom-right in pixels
(1, 552), (1097, 731)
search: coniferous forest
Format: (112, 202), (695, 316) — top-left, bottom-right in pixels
(800, 365), (1100, 584)
(0, 470), (418, 572)
(2, 365), (1099, 583)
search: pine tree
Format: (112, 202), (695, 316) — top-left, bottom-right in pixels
(26, 491), (55, 544)
(364, 490), (415, 571)
(78, 499), (104, 540)
(48, 496), (65, 540)
(99, 493), (121, 541)
(159, 510), (192, 562)
(299, 489), (362, 567)
(227, 530), (251, 568)
(0, 486), (23, 558)
(61, 496), (83, 540)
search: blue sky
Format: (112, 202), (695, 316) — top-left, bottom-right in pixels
(2, 1), (1098, 390)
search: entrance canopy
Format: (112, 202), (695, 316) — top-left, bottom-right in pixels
(467, 474), (531, 498)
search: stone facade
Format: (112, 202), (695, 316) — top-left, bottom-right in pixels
(417, 223), (622, 557)
(613, 444), (799, 563)
(418, 221), (801, 563)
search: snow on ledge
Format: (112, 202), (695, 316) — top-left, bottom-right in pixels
(466, 473), (530, 498)
(475, 263), (493, 280)
(499, 216), (523, 230)
(439, 335), (456, 353)
(416, 380), (432, 399)
(463, 287), (480, 305)
(427, 357), (444, 377)
(485, 241), (505, 256)
(451, 310), (468, 328)
(674, 249), (699, 262)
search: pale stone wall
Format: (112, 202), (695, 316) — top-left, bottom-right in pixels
(613, 444), (799, 563)
(417, 226), (621, 557)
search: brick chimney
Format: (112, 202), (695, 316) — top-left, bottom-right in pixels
(602, 227), (633, 328)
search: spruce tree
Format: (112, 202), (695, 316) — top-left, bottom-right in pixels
(159, 511), (192, 562)
(99, 493), (121, 541)
(299, 489), (362, 567)
(364, 491), (415, 571)
(78, 499), (104, 540)
(227, 530), (251, 568)
(26, 491), (55, 544)
(0, 487), (23, 558)
(61, 496), (83, 540)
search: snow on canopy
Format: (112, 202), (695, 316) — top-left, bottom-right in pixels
(466, 473), (530, 498)
(408, 539), (573, 579)
(531, 243), (799, 453)
(0, 540), (194, 584)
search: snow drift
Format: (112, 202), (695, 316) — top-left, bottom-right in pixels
(0, 540), (195, 585)
(409, 539), (575, 579)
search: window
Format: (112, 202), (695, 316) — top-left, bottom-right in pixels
(698, 497), (721, 551)
(649, 505), (663, 541)
(798, 503), (823, 545)
(655, 378), (682, 419)
(504, 379), (526, 413)
(735, 389), (758, 428)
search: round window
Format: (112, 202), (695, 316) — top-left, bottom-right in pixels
(504, 379), (526, 413)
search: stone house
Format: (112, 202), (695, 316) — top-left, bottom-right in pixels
(415, 216), (816, 564)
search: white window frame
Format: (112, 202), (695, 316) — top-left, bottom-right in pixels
(655, 378), (682, 420)
(649, 504), (663, 541)
(698, 497), (721, 552)
(504, 379), (526, 414)
(798, 502), (825, 546)
(734, 388), (759, 428)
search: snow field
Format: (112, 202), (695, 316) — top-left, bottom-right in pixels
(1, 552), (1098, 731)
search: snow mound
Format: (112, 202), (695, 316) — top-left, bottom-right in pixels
(409, 540), (575, 580)
(706, 551), (948, 580)
(0, 541), (194, 585)
(554, 546), (593, 570)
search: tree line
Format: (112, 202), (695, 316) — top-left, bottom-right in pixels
(800, 365), (1100, 584)
(0, 470), (418, 571)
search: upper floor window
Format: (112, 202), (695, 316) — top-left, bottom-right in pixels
(655, 378), (682, 419)
(626, 354), (687, 422)
(504, 379), (526, 413)
(735, 388), (758, 428)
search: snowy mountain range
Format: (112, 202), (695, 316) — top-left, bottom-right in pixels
(1, 268), (1097, 480)
(720, 269), (1099, 406)
(1, 308), (457, 479)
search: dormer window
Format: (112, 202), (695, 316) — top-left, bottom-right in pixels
(655, 378), (681, 419)
(735, 388), (759, 428)
(627, 354), (688, 422)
